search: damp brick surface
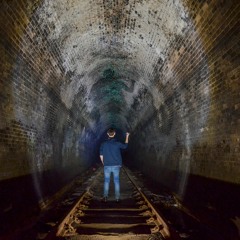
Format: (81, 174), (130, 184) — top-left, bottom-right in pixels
(0, 0), (239, 191)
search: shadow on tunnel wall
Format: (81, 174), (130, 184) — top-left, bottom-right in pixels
(0, 166), (84, 234)
(0, 0), (239, 238)
(0, 1), (98, 235)
(126, 151), (240, 240)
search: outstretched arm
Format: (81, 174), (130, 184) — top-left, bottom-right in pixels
(100, 144), (104, 165)
(100, 155), (103, 165)
(125, 132), (130, 144)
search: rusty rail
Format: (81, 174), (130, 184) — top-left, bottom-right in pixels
(123, 167), (170, 238)
(56, 169), (102, 237)
(55, 166), (171, 239)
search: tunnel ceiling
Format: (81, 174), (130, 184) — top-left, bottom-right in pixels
(32, 0), (192, 134)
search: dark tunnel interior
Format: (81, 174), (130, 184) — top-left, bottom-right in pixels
(0, 0), (240, 239)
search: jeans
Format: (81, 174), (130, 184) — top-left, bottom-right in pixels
(103, 166), (121, 199)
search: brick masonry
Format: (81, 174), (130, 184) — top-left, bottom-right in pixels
(129, 0), (240, 188)
(0, 0), (239, 227)
(0, 0), (97, 182)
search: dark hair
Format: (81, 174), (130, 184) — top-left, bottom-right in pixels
(107, 128), (116, 136)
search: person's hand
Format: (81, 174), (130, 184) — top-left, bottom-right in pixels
(126, 132), (130, 137)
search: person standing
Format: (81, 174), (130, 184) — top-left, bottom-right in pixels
(100, 128), (130, 202)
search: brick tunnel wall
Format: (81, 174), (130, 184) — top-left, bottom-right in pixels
(0, 1), (97, 180)
(0, 0), (97, 216)
(129, 0), (240, 190)
(126, 0), (240, 222)
(0, 0), (240, 233)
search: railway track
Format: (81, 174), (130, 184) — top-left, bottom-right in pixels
(53, 166), (172, 240)
(8, 166), (230, 240)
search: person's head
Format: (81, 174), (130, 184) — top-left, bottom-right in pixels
(107, 128), (116, 138)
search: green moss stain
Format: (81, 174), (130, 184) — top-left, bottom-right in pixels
(94, 67), (128, 126)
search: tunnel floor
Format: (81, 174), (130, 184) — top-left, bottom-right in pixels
(1, 166), (236, 240)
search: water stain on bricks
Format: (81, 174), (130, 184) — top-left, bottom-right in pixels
(0, 0), (240, 239)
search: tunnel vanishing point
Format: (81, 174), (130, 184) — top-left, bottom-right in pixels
(0, 0), (240, 239)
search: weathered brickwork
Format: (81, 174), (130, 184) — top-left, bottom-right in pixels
(129, 0), (240, 190)
(0, 0), (239, 222)
(0, 1), (96, 181)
